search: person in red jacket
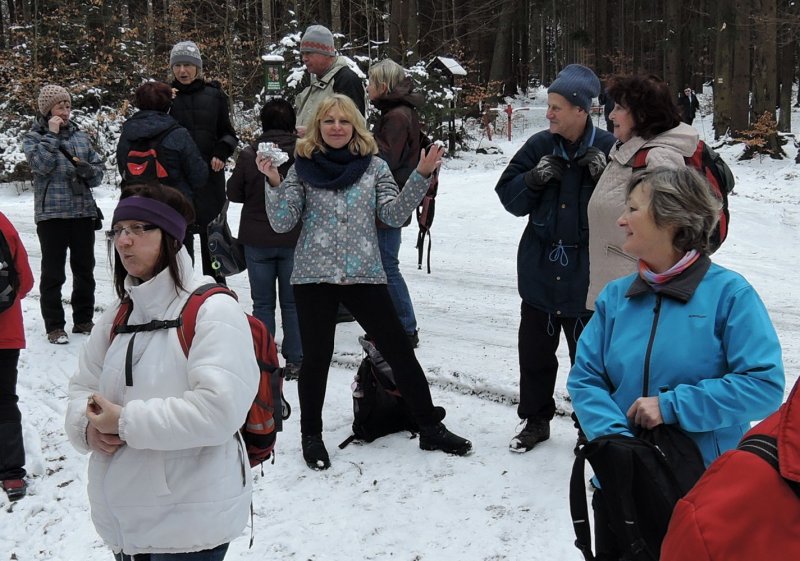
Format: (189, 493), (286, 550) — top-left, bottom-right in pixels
(661, 377), (800, 560)
(0, 211), (35, 501)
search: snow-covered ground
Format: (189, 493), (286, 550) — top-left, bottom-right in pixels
(2, 94), (799, 560)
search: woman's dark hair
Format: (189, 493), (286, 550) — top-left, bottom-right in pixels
(134, 81), (174, 112)
(111, 182), (195, 300)
(607, 74), (682, 140)
(260, 98), (296, 133)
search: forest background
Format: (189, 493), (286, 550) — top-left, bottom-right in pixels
(0, 0), (797, 182)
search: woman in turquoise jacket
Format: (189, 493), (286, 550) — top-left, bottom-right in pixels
(568, 167), (784, 560)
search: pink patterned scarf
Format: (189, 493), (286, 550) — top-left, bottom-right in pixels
(638, 250), (700, 289)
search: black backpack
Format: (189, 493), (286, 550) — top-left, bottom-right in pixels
(123, 124), (180, 186)
(339, 336), (445, 448)
(570, 424), (706, 561)
(0, 229), (18, 313)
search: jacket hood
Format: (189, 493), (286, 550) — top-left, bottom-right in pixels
(611, 122), (699, 164)
(121, 110), (181, 141)
(372, 77), (424, 112)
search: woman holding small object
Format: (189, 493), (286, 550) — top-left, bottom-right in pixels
(64, 183), (258, 560)
(227, 98), (303, 379)
(256, 94), (472, 470)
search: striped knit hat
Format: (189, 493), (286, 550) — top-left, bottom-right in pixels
(300, 25), (335, 56)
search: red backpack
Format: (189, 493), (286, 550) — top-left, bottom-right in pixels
(631, 140), (734, 252)
(110, 283), (289, 468)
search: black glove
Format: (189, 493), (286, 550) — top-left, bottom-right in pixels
(75, 160), (95, 180)
(524, 155), (565, 190)
(576, 147), (608, 183)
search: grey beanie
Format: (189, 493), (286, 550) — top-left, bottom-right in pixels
(170, 41), (203, 71)
(547, 64), (600, 113)
(300, 25), (335, 56)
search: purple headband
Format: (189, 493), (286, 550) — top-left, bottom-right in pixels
(112, 196), (187, 242)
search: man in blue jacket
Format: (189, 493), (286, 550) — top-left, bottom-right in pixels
(495, 64), (615, 452)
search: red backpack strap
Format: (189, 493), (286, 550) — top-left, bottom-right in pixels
(176, 283), (238, 356)
(630, 147), (651, 171)
(110, 300), (133, 342)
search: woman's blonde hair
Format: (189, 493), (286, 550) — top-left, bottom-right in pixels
(368, 59), (406, 95)
(296, 94), (377, 158)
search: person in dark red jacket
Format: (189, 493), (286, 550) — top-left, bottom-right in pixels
(367, 59), (424, 346)
(226, 98), (303, 379)
(0, 211), (35, 501)
(661, 377), (800, 560)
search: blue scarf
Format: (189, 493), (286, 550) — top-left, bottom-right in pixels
(294, 147), (371, 190)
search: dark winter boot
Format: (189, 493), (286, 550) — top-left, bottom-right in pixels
(302, 434), (331, 470)
(508, 418), (550, 453)
(419, 423), (472, 456)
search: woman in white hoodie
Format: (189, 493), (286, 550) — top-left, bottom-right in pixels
(65, 183), (259, 560)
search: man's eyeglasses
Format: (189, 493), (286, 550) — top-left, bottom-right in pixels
(105, 224), (159, 241)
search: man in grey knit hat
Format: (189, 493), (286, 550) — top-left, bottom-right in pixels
(294, 24), (366, 134)
(494, 64), (615, 453)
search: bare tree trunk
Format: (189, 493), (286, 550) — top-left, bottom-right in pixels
(713, 0), (750, 138)
(388, 0), (407, 62)
(331, 0), (341, 37)
(778, 37), (794, 132)
(751, 0), (778, 118)
(663, 0), (682, 90)
(488, 0), (514, 93)
(262, 0), (272, 45)
(407, 0), (418, 62)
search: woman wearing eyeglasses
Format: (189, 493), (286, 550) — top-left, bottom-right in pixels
(64, 182), (259, 560)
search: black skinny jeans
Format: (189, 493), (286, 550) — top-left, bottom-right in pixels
(0, 349), (25, 480)
(36, 217), (96, 332)
(293, 283), (436, 436)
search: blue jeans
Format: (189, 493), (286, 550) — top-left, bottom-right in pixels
(113, 543), (228, 560)
(244, 245), (302, 363)
(377, 227), (417, 335)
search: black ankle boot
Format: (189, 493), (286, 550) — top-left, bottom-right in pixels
(302, 434), (331, 470)
(419, 423), (472, 456)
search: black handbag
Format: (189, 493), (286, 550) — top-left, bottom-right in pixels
(206, 201), (246, 277)
(93, 204), (104, 231)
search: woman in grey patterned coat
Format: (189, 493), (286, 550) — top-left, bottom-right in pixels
(22, 85), (104, 345)
(257, 94), (471, 470)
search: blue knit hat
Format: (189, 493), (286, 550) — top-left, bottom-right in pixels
(547, 64), (600, 113)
